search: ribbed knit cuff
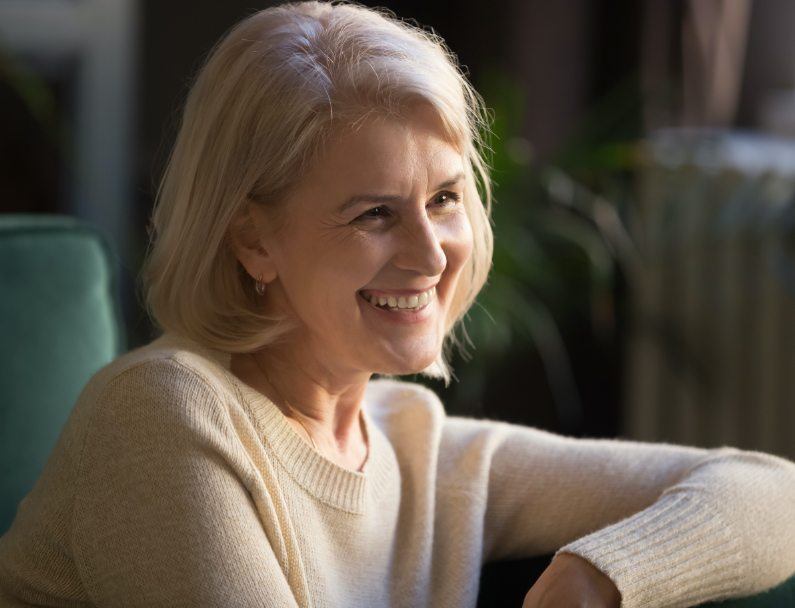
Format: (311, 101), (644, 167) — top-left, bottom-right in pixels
(554, 491), (747, 608)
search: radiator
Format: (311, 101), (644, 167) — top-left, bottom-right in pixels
(623, 129), (795, 461)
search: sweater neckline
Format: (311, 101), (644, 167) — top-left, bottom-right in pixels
(152, 332), (396, 514)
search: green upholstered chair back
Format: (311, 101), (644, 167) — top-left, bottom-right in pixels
(0, 213), (125, 535)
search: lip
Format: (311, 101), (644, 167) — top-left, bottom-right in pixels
(357, 290), (435, 324)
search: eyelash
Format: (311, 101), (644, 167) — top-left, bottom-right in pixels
(355, 191), (462, 222)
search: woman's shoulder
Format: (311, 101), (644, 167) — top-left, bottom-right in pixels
(77, 332), (235, 422)
(364, 376), (446, 426)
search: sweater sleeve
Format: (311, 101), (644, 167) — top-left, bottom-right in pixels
(439, 415), (795, 608)
(71, 358), (299, 608)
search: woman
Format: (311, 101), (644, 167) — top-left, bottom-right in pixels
(1, 2), (794, 607)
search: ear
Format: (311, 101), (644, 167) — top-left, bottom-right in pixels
(227, 202), (278, 284)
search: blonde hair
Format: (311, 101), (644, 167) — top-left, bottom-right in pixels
(139, 0), (494, 386)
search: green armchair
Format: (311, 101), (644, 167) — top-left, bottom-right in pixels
(1, 214), (793, 606)
(0, 213), (125, 534)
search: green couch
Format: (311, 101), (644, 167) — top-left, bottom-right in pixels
(1, 214), (792, 606)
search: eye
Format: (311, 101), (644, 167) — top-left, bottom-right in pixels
(434, 191), (462, 207)
(357, 205), (392, 222)
(353, 191), (462, 223)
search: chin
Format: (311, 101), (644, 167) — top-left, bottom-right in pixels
(377, 353), (439, 376)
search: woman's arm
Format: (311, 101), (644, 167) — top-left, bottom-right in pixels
(439, 415), (795, 608)
(72, 359), (301, 608)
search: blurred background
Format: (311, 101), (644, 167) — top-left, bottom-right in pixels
(2, 0), (794, 466)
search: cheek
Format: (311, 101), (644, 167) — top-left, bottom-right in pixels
(445, 211), (475, 269)
(344, 232), (391, 269)
(300, 227), (378, 276)
(317, 236), (391, 301)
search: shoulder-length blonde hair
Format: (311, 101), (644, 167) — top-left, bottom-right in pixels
(139, 0), (494, 386)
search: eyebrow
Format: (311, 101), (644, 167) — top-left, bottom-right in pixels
(337, 171), (465, 214)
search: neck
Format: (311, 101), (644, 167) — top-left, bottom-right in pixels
(229, 349), (369, 457)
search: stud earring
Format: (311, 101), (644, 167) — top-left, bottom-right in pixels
(254, 274), (267, 295)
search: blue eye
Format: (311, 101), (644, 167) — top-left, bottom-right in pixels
(355, 191), (462, 222)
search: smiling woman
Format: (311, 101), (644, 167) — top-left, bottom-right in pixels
(1, 1), (794, 607)
(141, 2), (494, 389)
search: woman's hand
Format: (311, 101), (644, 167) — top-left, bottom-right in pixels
(522, 552), (622, 607)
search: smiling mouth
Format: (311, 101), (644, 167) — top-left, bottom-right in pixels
(358, 287), (436, 312)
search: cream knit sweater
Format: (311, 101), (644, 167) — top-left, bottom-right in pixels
(1, 332), (794, 608)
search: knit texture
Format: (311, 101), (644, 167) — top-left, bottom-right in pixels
(1, 332), (794, 607)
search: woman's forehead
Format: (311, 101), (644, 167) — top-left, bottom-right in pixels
(316, 117), (464, 183)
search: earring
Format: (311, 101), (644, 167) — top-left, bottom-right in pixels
(254, 274), (266, 295)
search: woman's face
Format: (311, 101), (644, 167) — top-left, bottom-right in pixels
(252, 103), (474, 378)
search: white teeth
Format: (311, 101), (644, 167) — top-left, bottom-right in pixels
(363, 286), (435, 311)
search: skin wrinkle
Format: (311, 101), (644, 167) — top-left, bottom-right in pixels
(229, 102), (473, 471)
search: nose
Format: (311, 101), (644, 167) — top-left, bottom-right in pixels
(392, 213), (447, 278)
